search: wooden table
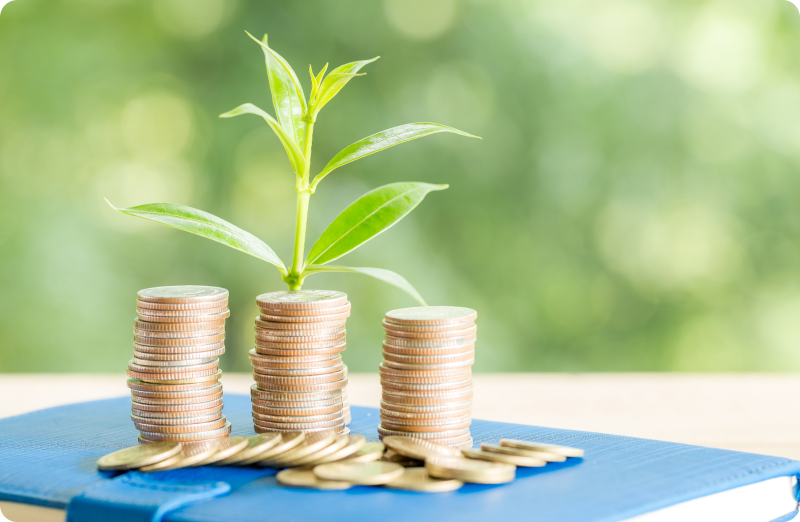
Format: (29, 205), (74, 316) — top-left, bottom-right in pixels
(1, 373), (797, 458)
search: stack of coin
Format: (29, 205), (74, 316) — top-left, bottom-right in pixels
(378, 306), (477, 448)
(127, 286), (231, 443)
(250, 290), (351, 434)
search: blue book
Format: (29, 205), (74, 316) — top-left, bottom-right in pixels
(0, 394), (798, 522)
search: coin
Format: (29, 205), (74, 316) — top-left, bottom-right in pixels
(381, 449), (422, 467)
(252, 362), (344, 377)
(258, 310), (351, 324)
(260, 302), (351, 317)
(260, 430), (337, 467)
(380, 419), (471, 433)
(134, 318), (226, 331)
(249, 431), (306, 463)
(380, 411), (471, 424)
(139, 454), (184, 472)
(425, 456), (514, 484)
(382, 359), (474, 371)
(132, 404), (223, 418)
(133, 417), (227, 433)
(304, 435), (366, 465)
(131, 357), (217, 368)
(383, 334), (477, 348)
(314, 461), (404, 485)
(255, 328), (346, 340)
(137, 422), (232, 442)
(384, 467), (463, 492)
(215, 433), (284, 466)
(131, 411), (222, 425)
(385, 306), (477, 326)
(133, 348), (225, 361)
(137, 310), (230, 323)
(252, 403), (343, 417)
(377, 426), (470, 439)
(130, 383), (221, 399)
(153, 440), (221, 470)
(128, 360), (219, 375)
(279, 434), (350, 467)
(136, 305), (229, 319)
(253, 418), (345, 431)
(252, 410), (343, 424)
(382, 319), (474, 333)
(134, 327), (224, 339)
(380, 379), (473, 392)
(132, 341), (226, 355)
(138, 370), (222, 385)
(383, 326), (477, 340)
(250, 385), (343, 402)
(380, 399), (472, 414)
(382, 351), (475, 365)
(480, 443), (567, 462)
(137, 299), (229, 311)
(127, 378), (221, 393)
(194, 436), (249, 466)
(382, 436), (462, 460)
(137, 286), (228, 304)
(255, 318), (347, 331)
(133, 333), (226, 347)
(132, 394), (223, 409)
(498, 439), (584, 457)
(276, 468), (352, 490)
(462, 448), (546, 467)
(255, 290), (347, 310)
(97, 441), (182, 470)
(382, 342), (475, 356)
(378, 363), (471, 378)
(341, 441), (385, 463)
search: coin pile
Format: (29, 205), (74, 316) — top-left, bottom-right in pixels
(378, 306), (477, 448)
(127, 286), (231, 443)
(250, 290), (351, 434)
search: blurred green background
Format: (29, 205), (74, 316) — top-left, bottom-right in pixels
(1, 0), (800, 373)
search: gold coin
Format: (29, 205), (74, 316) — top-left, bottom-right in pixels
(481, 443), (567, 462)
(382, 351), (475, 365)
(382, 342), (475, 356)
(152, 440), (221, 470)
(215, 433), (284, 466)
(194, 436), (249, 466)
(133, 348), (225, 362)
(137, 299), (229, 311)
(255, 290), (347, 310)
(134, 327), (224, 339)
(462, 448), (545, 467)
(127, 378), (220, 393)
(384, 467), (463, 492)
(377, 426), (470, 439)
(134, 334), (226, 347)
(340, 442), (384, 463)
(380, 379), (473, 392)
(137, 310), (230, 323)
(259, 430), (337, 467)
(132, 405), (222, 418)
(246, 431), (306, 464)
(385, 306), (477, 326)
(139, 454), (184, 472)
(260, 302), (351, 317)
(133, 416), (227, 433)
(313, 461), (404, 485)
(138, 370), (222, 385)
(382, 319), (474, 333)
(97, 441), (182, 470)
(383, 334), (477, 349)
(137, 286), (228, 304)
(276, 468), (352, 490)
(425, 456), (514, 484)
(381, 449), (422, 467)
(305, 435), (366, 465)
(252, 363), (344, 377)
(378, 363), (471, 378)
(498, 439), (584, 458)
(382, 436), (462, 460)
(278, 434), (351, 467)
(134, 318), (226, 332)
(250, 385), (343, 402)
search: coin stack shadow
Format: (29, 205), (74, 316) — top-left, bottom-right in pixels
(127, 286), (232, 444)
(378, 306), (478, 448)
(250, 290), (351, 434)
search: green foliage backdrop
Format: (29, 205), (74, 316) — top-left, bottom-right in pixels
(2, 0), (800, 372)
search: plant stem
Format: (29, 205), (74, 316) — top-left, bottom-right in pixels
(286, 119), (315, 289)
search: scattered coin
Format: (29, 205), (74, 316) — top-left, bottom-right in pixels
(261, 430), (338, 467)
(306, 435), (366, 465)
(381, 449), (422, 467)
(97, 441), (182, 470)
(276, 468), (352, 490)
(462, 448), (546, 467)
(425, 456), (515, 484)
(216, 433), (283, 466)
(194, 436), (249, 466)
(251, 431), (306, 463)
(384, 467), (464, 492)
(314, 461), (405, 485)
(153, 440), (221, 470)
(139, 454), (184, 472)
(480, 443), (567, 462)
(282, 434), (351, 467)
(382, 436), (463, 460)
(498, 439), (585, 458)
(341, 442), (385, 463)
(137, 421), (232, 442)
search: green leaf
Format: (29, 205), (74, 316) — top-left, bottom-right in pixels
(106, 200), (286, 272)
(313, 57), (378, 115)
(312, 123), (480, 188)
(306, 182), (447, 266)
(257, 34), (305, 150)
(246, 31), (306, 115)
(220, 103), (306, 177)
(302, 264), (427, 305)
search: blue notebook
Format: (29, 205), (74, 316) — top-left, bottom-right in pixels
(0, 393), (798, 522)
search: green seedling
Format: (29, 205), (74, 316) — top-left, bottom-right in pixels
(108, 32), (479, 304)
